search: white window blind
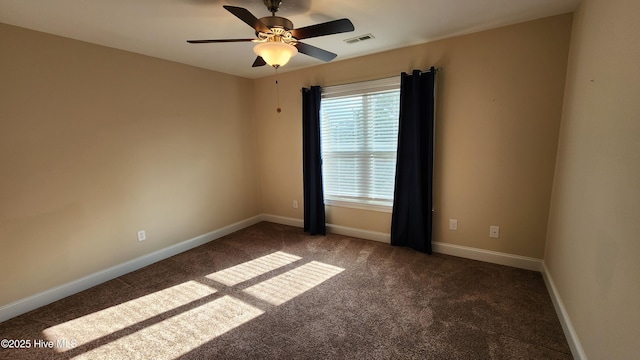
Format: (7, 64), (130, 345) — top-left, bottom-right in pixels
(320, 77), (400, 210)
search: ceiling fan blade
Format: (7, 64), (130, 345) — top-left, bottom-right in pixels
(223, 5), (271, 34)
(291, 18), (354, 40)
(252, 56), (267, 67)
(295, 42), (337, 62)
(187, 39), (255, 44)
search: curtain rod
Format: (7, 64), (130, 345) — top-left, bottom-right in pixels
(401, 67), (441, 77)
(302, 67), (441, 92)
(418, 66), (441, 74)
(301, 75), (397, 92)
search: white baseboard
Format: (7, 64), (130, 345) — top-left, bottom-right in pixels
(541, 262), (587, 360)
(326, 223), (390, 243)
(261, 214), (390, 243)
(0, 215), (263, 323)
(261, 214), (304, 228)
(261, 214), (542, 271)
(0, 213), (544, 324)
(432, 242), (542, 271)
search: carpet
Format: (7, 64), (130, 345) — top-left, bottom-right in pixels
(0, 221), (571, 359)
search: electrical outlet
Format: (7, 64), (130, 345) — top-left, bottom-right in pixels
(489, 226), (500, 238)
(449, 219), (458, 231)
(292, 200), (298, 209)
(137, 230), (147, 241)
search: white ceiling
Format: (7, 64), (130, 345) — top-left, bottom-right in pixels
(0, 0), (580, 79)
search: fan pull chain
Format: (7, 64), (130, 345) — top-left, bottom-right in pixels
(275, 67), (282, 113)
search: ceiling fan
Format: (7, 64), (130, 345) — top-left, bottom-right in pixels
(187, 0), (355, 68)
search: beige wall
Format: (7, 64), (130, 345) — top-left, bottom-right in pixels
(0, 11), (578, 315)
(255, 14), (572, 259)
(3, 5), (638, 355)
(545, 0), (640, 358)
(0, 23), (262, 307)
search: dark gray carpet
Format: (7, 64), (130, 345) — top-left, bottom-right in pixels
(0, 221), (571, 359)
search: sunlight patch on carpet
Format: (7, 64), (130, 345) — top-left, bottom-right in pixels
(206, 251), (301, 286)
(71, 295), (264, 360)
(43, 281), (216, 352)
(243, 261), (344, 305)
(41, 252), (344, 357)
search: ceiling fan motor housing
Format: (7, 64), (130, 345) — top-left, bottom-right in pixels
(259, 16), (294, 31)
(263, 0), (282, 13)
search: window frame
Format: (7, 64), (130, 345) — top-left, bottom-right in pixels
(320, 77), (401, 213)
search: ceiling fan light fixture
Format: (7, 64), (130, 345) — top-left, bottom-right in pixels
(253, 41), (298, 67)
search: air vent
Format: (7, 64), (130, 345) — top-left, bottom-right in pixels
(344, 33), (375, 44)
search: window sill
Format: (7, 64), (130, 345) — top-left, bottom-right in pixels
(324, 199), (392, 213)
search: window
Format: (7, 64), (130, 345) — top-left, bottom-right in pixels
(320, 77), (400, 211)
